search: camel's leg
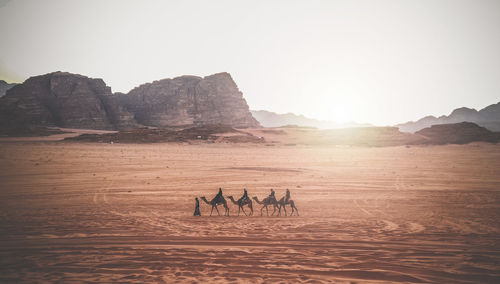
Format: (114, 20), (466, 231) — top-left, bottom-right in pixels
(214, 205), (221, 216)
(283, 204), (287, 217)
(210, 206), (214, 216)
(289, 201), (298, 216)
(249, 203), (253, 216)
(241, 206), (248, 216)
(265, 205), (269, 216)
(225, 204), (229, 216)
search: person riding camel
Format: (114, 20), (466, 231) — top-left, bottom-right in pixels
(285, 188), (291, 203)
(269, 188), (276, 202)
(241, 188), (249, 204)
(215, 187), (223, 203)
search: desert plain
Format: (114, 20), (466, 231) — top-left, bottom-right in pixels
(1, 132), (500, 283)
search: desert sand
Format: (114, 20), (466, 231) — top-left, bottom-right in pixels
(1, 140), (499, 283)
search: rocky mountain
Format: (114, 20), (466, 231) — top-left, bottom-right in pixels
(397, 102), (500, 133)
(0, 71), (260, 135)
(0, 80), (17, 97)
(0, 72), (137, 131)
(118, 73), (260, 128)
(251, 110), (370, 129)
(416, 122), (499, 144)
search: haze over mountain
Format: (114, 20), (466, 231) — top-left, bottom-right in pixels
(397, 102), (500, 133)
(251, 110), (370, 129)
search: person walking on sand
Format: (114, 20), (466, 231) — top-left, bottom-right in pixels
(194, 197), (201, 216)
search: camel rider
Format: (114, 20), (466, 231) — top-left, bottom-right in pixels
(241, 188), (249, 203)
(285, 188), (291, 203)
(215, 187), (223, 203)
(269, 188), (276, 201)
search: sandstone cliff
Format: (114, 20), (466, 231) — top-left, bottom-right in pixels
(0, 72), (137, 130)
(118, 73), (260, 128)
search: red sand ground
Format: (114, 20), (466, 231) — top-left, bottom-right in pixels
(0, 141), (499, 283)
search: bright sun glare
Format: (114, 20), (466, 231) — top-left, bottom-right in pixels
(323, 95), (359, 123)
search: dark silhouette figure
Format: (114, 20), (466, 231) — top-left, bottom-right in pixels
(242, 188), (249, 202)
(193, 197), (201, 216)
(200, 188), (229, 216)
(228, 195), (254, 216)
(269, 188), (276, 202)
(277, 189), (299, 216)
(252, 196), (279, 216)
(215, 187), (223, 203)
(285, 188), (291, 203)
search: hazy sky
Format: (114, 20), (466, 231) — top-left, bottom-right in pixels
(1, 0), (499, 125)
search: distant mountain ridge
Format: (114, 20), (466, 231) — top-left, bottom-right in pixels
(251, 110), (371, 129)
(397, 102), (500, 132)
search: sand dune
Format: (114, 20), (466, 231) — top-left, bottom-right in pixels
(1, 142), (499, 283)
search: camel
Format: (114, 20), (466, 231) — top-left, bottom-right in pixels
(252, 196), (280, 216)
(277, 196), (299, 216)
(200, 196), (229, 216)
(227, 196), (253, 216)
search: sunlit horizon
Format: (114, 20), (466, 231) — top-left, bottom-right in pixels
(1, 0), (499, 126)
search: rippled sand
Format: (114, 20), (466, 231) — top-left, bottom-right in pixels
(1, 142), (499, 283)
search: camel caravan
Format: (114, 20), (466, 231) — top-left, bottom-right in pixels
(194, 188), (299, 217)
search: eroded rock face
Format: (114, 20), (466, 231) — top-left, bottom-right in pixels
(0, 72), (137, 130)
(0, 80), (17, 97)
(118, 72), (260, 128)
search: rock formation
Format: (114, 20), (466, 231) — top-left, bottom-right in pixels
(415, 122), (499, 144)
(0, 80), (17, 98)
(118, 73), (260, 128)
(397, 102), (500, 132)
(0, 72), (138, 131)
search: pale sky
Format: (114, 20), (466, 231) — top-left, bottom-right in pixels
(1, 0), (499, 125)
